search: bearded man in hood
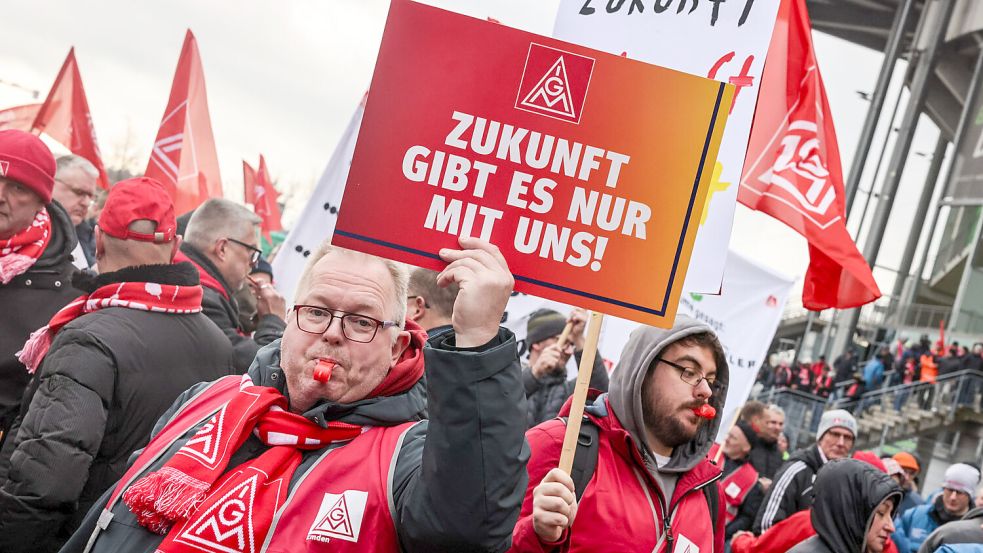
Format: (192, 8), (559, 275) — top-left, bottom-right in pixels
(510, 316), (729, 552)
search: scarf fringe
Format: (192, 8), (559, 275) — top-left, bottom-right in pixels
(122, 466), (209, 534)
(0, 253), (38, 285)
(16, 325), (53, 374)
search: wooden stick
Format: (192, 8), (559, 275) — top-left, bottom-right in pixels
(555, 321), (574, 350)
(559, 312), (604, 474)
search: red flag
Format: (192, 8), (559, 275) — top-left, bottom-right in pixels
(244, 155), (284, 241)
(0, 104), (42, 132)
(146, 30), (223, 216)
(30, 48), (109, 189)
(739, 0), (880, 310)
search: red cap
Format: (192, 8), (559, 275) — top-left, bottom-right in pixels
(98, 177), (176, 243)
(0, 130), (56, 203)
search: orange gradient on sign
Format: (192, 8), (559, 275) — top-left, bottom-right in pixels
(334, 0), (732, 328)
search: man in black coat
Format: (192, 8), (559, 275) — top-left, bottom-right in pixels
(754, 409), (858, 533)
(0, 130), (82, 444)
(62, 237), (528, 553)
(0, 178), (235, 553)
(178, 198), (286, 371)
(521, 307), (608, 427)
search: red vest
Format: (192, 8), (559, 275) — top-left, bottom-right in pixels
(90, 375), (418, 552)
(719, 461), (759, 525)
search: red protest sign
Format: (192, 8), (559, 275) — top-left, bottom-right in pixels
(334, 0), (732, 327)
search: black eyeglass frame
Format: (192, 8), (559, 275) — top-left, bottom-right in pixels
(226, 237), (263, 266)
(292, 304), (400, 343)
(655, 357), (719, 390)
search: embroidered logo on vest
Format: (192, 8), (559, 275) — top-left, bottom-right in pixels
(672, 533), (700, 553)
(307, 490), (369, 544)
(178, 405), (227, 468)
(177, 474), (259, 553)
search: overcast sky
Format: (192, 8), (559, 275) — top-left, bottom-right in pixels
(0, 0), (943, 297)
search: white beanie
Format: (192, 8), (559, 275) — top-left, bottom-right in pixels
(817, 409), (858, 440)
(943, 463), (981, 497)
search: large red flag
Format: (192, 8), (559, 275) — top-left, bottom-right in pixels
(0, 104), (42, 132)
(739, 0), (880, 310)
(31, 48), (109, 189)
(244, 155), (284, 241)
(146, 30), (223, 216)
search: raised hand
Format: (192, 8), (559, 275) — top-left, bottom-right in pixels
(437, 236), (514, 348)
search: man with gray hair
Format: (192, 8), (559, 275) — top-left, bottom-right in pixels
(52, 155), (99, 268)
(63, 236), (529, 553)
(178, 198), (286, 371)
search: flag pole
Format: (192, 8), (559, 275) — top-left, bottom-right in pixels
(559, 312), (604, 474)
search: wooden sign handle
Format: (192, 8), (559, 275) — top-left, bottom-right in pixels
(558, 312), (605, 474)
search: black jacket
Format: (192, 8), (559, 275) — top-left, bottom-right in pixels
(723, 457), (765, 540)
(0, 262), (235, 553)
(180, 242), (285, 371)
(522, 349), (608, 428)
(62, 328), (529, 553)
(788, 459), (901, 553)
(0, 201), (81, 437)
(753, 443), (826, 533)
(749, 437), (785, 479)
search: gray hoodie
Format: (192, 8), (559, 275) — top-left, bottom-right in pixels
(607, 316), (729, 496)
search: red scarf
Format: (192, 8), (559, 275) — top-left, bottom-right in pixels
(123, 375), (364, 546)
(173, 251), (229, 300)
(123, 321), (429, 549)
(0, 208), (51, 284)
(17, 280), (203, 373)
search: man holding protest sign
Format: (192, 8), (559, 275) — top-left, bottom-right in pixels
(522, 307), (608, 427)
(510, 316), (728, 552)
(63, 236), (530, 553)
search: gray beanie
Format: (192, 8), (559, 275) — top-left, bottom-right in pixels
(817, 409), (857, 441)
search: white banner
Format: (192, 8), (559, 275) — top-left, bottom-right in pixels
(553, 0), (780, 293)
(504, 250), (794, 442)
(272, 99), (364, 302)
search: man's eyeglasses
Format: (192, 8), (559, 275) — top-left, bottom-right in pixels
(656, 357), (718, 390)
(227, 237), (262, 267)
(55, 179), (95, 205)
(293, 305), (400, 343)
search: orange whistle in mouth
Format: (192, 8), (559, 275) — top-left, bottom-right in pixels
(314, 360), (335, 383)
(693, 404), (716, 419)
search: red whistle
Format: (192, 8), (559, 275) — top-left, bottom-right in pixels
(314, 360), (335, 383)
(693, 404), (716, 419)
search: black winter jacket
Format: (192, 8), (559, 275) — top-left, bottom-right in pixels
(522, 350), (608, 428)
(753, 443), (826, 533)
(0, 262), (235, 553)
(62, 328), (529, 553)
(788, 459), (902, 553)
(749, 438), (785, 479)
(0, 201), (81, 438)
(180, 242), (285, 371)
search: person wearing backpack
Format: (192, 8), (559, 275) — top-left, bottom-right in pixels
(509, 316), (728, 552)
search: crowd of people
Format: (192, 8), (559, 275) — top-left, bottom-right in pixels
(1, 126), (982, 553)
(757, 337), (983, 405)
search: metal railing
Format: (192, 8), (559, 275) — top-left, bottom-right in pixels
(752, 370), (983, 450)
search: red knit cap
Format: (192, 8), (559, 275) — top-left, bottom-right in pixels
(0, 130), (56, 203)
(98, 177), (176, 243)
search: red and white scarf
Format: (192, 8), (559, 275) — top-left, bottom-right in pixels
(122, 322), (428, 551)
(0, 208), (51, 284)
(122, 375), (365, 548)
(17, 280), (203, 373)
